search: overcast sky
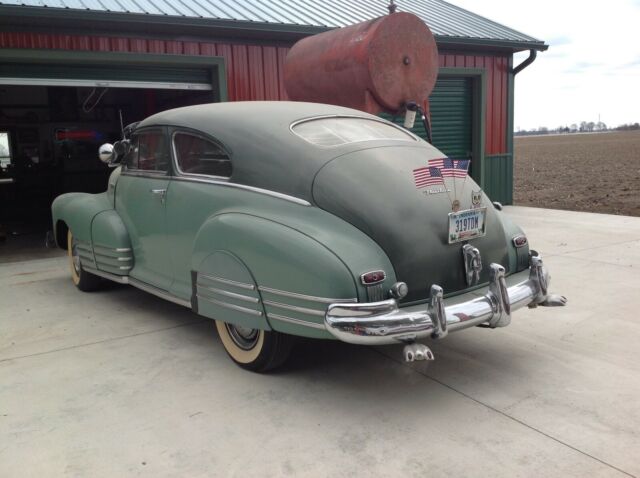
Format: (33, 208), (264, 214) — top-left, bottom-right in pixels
(446, 0), (640, 130)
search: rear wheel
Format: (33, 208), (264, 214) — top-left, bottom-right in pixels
(67, 230), (102, 292)
(215, 321), (294, 372)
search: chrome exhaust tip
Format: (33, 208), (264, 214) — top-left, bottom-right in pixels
(403, 343), (435, 362)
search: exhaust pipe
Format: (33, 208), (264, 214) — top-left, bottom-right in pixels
(403, 343), (435, 362)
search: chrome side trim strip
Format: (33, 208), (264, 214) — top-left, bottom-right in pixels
(258, 286), (357, 304)
(196, 295), (263, 316)
(196, 285), (259, 304)
(94, 251), (132, 261)
(263, 300), (325, 317)
(198, 274), (255, 290)
(170, 176), (311, 206)
(267, 313), (325, 330)
(93, 244), (132, 253)
(82, 267), (191, 308)
(129, 278), (191, 308)
(83, 266), (128, 284)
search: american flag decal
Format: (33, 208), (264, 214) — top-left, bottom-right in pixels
(413, 166), (444, 188)
(430, 158), (470, 178)
(428, 158), (446, 168)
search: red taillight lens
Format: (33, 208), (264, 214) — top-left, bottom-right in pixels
(360, 270), (386, 285)
(513, 235), (528, 248)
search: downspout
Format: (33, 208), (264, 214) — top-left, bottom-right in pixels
(513, 49), (537, 75)
(506, 48), (538, 205)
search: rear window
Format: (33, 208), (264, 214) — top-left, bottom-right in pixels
(292, 117), (416, 147)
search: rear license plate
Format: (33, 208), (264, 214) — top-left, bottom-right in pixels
(448, 207), (487, 243)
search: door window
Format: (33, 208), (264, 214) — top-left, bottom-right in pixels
(127, 131), (168, 172)
(173, 132), (231, 178)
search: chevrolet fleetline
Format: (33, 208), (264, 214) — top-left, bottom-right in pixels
(52, 102), (566, 371)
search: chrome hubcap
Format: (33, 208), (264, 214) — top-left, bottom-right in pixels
(225, 324), (259, 350)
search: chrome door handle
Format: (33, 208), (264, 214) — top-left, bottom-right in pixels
(150, 188), (167, 203)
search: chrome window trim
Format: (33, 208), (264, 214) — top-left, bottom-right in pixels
(197, 285), (260, 304)
(196, 294), (263, 316)
(170, 175), (311, 206)
(171, 130), (232, 180)
(198, 273), (256, 291)
(121, 170), (169, 179)
(258, 286), (356, 304)
(289, 114), (421, 147)
(267, 313), (325, 330)
(263, 300), (325, 317)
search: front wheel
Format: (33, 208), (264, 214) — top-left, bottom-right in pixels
(215, 321), (294, 372)
(67, 230), (102, 292)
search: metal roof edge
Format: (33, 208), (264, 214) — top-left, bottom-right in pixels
(0, 5), (332, 41)
(435, 36), (548, 53)
(0, 4), (547, 51)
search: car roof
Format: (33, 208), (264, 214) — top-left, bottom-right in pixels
(137, 101), (429, 201)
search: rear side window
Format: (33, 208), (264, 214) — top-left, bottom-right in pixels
(292, 117), (416, 147)
(173, 132), (231, 178)
(126, 131), (168, 172)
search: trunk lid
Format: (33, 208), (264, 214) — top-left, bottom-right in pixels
(312, 145), (510, 303)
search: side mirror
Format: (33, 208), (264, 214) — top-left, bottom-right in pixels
(113, 140), (131, 158)
(98, 143), (115, 165)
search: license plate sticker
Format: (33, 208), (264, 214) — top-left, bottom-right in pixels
(448, 207), (487, 243)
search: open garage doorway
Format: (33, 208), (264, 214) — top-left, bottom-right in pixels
(0, 50), (225, 261)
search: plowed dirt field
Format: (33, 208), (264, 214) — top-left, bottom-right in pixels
(514, 131), (640, 216)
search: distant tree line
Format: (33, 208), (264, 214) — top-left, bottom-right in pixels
(515, 121), (640, 136)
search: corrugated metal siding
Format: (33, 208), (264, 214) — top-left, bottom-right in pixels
(0, 32), (291, 102)
(439, 51), (509, 155)
(0, 33), (510, 156)
(0, 0), (543, 44)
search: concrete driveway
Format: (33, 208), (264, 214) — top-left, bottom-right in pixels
(1, 206), (639, 477)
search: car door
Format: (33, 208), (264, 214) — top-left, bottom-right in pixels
(116, 127), (173, 290)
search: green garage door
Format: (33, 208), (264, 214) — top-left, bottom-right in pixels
(380, 76), (473, 159)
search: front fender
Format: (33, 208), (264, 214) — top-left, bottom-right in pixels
(52, 192), (113, 247)
(192, 213), (360, 338)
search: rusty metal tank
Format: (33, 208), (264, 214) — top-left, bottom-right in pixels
(284, 12), (439, 115)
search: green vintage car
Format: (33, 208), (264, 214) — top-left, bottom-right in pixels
(52, 101), (565, 371)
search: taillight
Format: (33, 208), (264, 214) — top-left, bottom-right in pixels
(360, 270), (386, 285)
(513, 234), (528, 248)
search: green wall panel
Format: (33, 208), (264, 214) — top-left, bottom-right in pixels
(484, 154), (513, 204)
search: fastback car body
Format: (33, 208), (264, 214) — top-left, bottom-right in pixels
(52, 101), (565, 371)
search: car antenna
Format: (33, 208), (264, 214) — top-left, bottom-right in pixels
(119, 109), (125, 139)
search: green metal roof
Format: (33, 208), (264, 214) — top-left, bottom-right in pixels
(0, 0), (547, 51)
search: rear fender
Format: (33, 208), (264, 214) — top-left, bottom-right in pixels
(192, 213), (359, 338)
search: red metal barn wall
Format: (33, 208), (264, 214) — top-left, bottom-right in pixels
(0, 32), (510, 161)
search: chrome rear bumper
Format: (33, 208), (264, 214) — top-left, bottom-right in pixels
(325, 252), (566, 346)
